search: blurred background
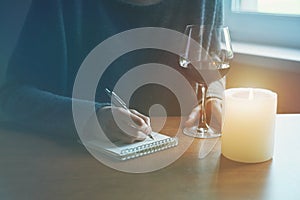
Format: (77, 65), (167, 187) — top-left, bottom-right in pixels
(0, 0), (299, 113)
(225, 0), (300, 113)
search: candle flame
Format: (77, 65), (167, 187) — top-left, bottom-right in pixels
(249, 88), (254, 100)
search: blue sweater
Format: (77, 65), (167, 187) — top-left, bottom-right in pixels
(0, 0), (223, 136)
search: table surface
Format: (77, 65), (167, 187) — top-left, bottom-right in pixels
(1, 114), (300, 200)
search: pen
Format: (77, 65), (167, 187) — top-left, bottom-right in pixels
(105, 88), (154, 140)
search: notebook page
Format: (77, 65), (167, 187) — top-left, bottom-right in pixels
(85, 132), (177, 160)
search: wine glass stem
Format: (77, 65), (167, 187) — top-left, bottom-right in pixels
(197, 83), (209, 129)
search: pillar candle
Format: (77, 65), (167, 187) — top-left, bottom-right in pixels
(221, 88), (277, 163)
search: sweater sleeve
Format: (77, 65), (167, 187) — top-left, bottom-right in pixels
(0, 0), (107, 137)
(0, 83), (107, 137)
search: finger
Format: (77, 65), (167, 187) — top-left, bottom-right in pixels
(185, 106), (200, 127)
(206, 99), (222, 130)
(122, 116), (152, 136)
(126, 111), (152, 135)
(97, 107), (148, 143)
(112, 109), (150, 135)
(101, 118), (148, 143)
(130, 109), (151, 126)
(129, 111), (152, 135)
(112, 130), (147, 144)
(117, 122), (149, 141)
(116, 108), (150, 128)
(110, 107), (152, 140)
(124, 131), (150, 143)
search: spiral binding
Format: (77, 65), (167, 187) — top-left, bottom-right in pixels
(119, 137), (178, 161)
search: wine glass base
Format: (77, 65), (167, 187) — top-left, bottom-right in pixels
(183, 126), (221, 138)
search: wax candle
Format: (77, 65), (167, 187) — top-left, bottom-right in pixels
(221, 88), (277, 163)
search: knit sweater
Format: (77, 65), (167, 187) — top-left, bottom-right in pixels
(0, 0), (223, 136)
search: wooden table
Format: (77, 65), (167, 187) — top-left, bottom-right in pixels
(1, 114), (300, 200)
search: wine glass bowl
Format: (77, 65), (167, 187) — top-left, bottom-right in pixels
(179, 25), (233, 138)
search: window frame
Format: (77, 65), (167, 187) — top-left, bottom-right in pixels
(224, 0), (300, 49)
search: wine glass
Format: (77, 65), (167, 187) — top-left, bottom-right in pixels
(179, 25), (233, 138)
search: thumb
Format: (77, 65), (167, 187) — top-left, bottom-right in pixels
(185, 106), (200, 127)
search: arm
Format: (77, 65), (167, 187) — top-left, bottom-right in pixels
(0, 0), (151, 142)
(0, 0), (78, 136)
(0, 83), (106, 137)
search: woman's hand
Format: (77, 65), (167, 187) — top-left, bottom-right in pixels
(96, 106), (152, 143)
(185, 98), (222, 131)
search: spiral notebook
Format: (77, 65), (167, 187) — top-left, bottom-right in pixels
(84, 132), (178, 161)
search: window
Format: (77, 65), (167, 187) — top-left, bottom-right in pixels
(232, 0), (300, 16)
(225, 0), (300, 49)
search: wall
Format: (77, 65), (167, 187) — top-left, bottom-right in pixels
(227, 55), (300, 114)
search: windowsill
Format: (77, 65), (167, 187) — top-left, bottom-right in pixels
(232, 42), (300, 72)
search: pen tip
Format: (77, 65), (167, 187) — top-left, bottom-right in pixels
(149, 134), (155, 140)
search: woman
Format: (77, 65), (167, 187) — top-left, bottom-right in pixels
(0, 0), (223, 142)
